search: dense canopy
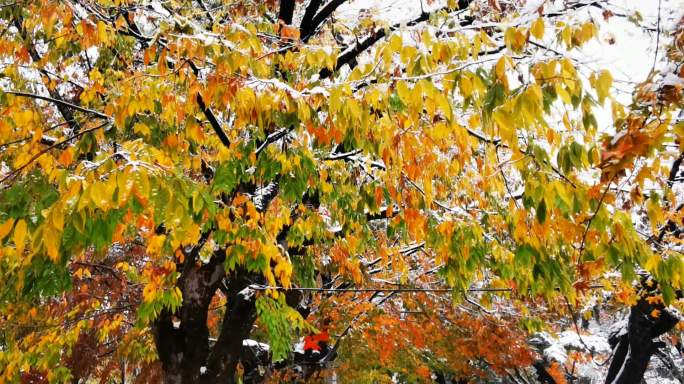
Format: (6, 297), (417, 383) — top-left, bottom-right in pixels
(0, 0), (683, 383)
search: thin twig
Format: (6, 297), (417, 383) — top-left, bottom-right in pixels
(248, 284), (605, 294)
(579, 175), (616, 255)
(651, 0), (662, 75)
(0, 121), (111, 188)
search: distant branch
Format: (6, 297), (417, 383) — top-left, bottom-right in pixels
(6, 91), (111, 120)
(12, 15), (82, 132)
(0, 121), (70, 152)
(579, 176), (616, 254)
(197, 0), (215, 24)
(248, 284), (606, 294)
(249, 285), (509, 293)
(319, 2), (474, 79)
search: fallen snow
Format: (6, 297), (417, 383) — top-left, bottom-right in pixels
(243, 339), (271, 351)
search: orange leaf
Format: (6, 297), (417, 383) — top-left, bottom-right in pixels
(58, 148), (74, 166)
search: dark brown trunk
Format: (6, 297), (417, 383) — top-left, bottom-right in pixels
(202, 273), (260, 384)
(605, 293), (679, 384)
(278, 0), (295, 25)
(605, 334), (629, 384)
(152, 252), (226, 384)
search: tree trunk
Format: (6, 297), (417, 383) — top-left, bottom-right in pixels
(152, 252), (226, 384)
(202, 272), (260, 384)
(605, 294), (679, 384)
(278, 0), (295, 24)
(152, 256), (263, 384)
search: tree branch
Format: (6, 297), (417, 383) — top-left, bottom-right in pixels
(319, 3), (470, 79)
(255, 127), (292, 156)
(302, 0), (347, 42)
(203, 271), (262, 384)
(300, 0), (323, 37)
(278, 0), (296, 25)
(0, 121), (111, 188)
(7, 91), (111, 120)
(195, 93), (231, 148)
(187, 61), (231, 149)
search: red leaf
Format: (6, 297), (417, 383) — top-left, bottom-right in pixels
(303, 330), (330, 352)
(303, 336), (321, 352)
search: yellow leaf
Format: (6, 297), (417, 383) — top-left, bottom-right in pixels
(459, 75), (473, 98)
(0, 218), (14, 241)
(595, 70), (613, 104)
(51, 210), (64, 232)
(493, 109), (515, 143)
(15, 110), (35, 127)
(14, 219), (27, 254)
(187, 120), (205, 142)
(495, 56), (507, 81)
(89, 182), (110, 211)
(435, 93), (452, 120)
(146, 234), (166, 257)
(561, 25), (572, 46)
(143, 282), (157, 302)
(396, 81), (411, 104)
(472, 32), (481, 60)
(580, 22), (596, 43)
(115, 14), (127, 30)
(43, 226), (59, 261)
(389, 34), (402, 52)
(555, 84), (571, 104)
(97, 20), (109, 44)
(644, 253), (660, 272)
(530, 18), (545, 40)
(133, 122), (151, 138)
(431, 122), (451, 140)
(274, 258), (293, 288)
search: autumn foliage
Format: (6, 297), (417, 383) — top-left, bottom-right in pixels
(0, 0), (683, 383)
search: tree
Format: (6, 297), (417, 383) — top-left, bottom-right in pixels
(0, 0), (682, 383)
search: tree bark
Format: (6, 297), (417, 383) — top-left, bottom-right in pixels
(152, 251), (226, 384)
(605, 293), (679, 384)
(278, 0), (296, 25)
(202, 272), (261, 384)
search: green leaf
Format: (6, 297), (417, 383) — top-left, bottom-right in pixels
(536, 199), (547, 224)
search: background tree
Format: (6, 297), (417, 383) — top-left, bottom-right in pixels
(0, 0), (682, 383)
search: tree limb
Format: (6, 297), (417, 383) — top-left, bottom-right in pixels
(300, 0), (323, 37)
(7, 91), (111, 120)
(319, 3), (469, 79)
(278, 0), (296, 25)
(12, 16), (82, 132)
(302, 0), (347, 42)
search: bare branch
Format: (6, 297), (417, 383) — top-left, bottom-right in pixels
(319, 3), (470, 79)
(302, 0), (347, 42)
(187, 61), (231, 149)
(300, 0), (323, 37)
